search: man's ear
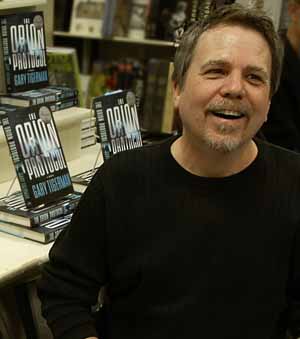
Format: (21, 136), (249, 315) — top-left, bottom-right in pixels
(173, 81), (181, 110)
(265, 100), (271, 122)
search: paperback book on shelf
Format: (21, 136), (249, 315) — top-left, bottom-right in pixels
(47, 46), (83, 106)
(0, 85), (78, 107)
(72, 168), (99, 193)
(93, 89), (143, 161)
(0, 11), (49, 93)
(0, 191), (81, 227)
(0, 103), (74, 209)
(0, 214), (72, 244)
(70, 0), (106, 37)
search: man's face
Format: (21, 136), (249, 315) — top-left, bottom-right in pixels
(174, 24), (272, 153)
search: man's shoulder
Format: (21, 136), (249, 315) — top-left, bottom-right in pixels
(98, 136), (176, 181)
(258, 138), (300, 170)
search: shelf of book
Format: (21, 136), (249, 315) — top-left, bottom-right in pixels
(0, 0), (46, 10)
(53, 30), (176, 48)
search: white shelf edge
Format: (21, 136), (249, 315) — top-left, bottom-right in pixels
(53, 31), (176, 48)
(0, 0), (46, 10)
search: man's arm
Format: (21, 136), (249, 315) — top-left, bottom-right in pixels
(286, 227), (300, 338)
(37, 171), (108, 339)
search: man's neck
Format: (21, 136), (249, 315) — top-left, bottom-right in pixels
(171, 136), (258, 178)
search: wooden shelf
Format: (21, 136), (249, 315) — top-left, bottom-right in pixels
(53, 30), (176, 48)
(0, 0), (46, 10)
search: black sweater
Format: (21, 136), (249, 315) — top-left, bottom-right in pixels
(38, 137), (300, 339)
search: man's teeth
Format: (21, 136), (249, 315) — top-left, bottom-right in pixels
(212, 110), (244, 119)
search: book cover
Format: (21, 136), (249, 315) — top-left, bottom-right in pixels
(93, 90), (143, 161)
(70, 0), (106, 37)
(72, 168), (99, 193)
(0, 11), (49, 93)
(0, 191), (81, 228)
(0, 104), (74, 209)
(0, 214), (72, 244)
(0, 85), (78, 107)
(47, 46), (83, 106)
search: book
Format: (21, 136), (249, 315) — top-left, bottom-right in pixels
(0, 11), (49, 93)
(0, 86), (78, 107)
(81, 126), (96, 139)
(49, 97), (79, 112)
(0, 191), (81, 227)
(0, 103), (17, 125)
(161, 62), (175, 133)
(72, 168), (99, 193)
(102, 0), (131, 38)
(142, 59), (170, 132)
(54, 0), (73, 31)
(94, 90), (143, 161)
(0, 214), (72, 244)
(81, 135), (97, 149)
(47, 46), (83, 106)
(70, 0), (106, 37)
(81, 116), (96, 130)
(128, 0), (149, 40)
(0, 104), (74, 209)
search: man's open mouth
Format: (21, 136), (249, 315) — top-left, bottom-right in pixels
(210, 110), (245, 120)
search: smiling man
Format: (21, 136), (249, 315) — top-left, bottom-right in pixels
(38, 4), (300, 339)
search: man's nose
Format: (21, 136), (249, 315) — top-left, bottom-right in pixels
(220, 72), (245, 99)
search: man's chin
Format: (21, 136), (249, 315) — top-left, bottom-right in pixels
(204, 136), (243, 153)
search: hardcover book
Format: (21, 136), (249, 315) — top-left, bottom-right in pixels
(0, 104), (74, 209)
(0, 214), (72, 244)
(93, 90), (143, 161)
(0, 86), (78, 107)
(0, 11), (49, 93)
(0, 191), (81, 227)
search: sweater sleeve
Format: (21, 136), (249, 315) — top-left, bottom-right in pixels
(37, 171), (108, 339)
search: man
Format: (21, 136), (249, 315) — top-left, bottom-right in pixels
(262, 0), (300, 151)
(38, 4), (300, 339)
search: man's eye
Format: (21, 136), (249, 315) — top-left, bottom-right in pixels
(247, 74), (263, 84)
(204, 69), (225, 77)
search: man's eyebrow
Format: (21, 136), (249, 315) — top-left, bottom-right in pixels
(200, 60), (229, 69)
(200, 61), (270, 79)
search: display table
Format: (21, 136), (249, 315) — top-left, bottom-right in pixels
(0, 143), (103, 288)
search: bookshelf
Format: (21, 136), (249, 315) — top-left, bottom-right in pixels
(0, 0), (46, 11)
(53, 30), (176, 47)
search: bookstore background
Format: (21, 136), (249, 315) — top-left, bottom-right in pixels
(0, 0), (289, 338)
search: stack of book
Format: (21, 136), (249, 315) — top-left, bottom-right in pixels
(0, 11), (84, 243)
(0, 11), (79, 112)
(81, 116), (97, 149)
(0, 85), (79, 112)
(0, 191), (81, 244)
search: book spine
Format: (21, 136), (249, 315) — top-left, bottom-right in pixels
(59, 88), (78, 100)
(94, 99), (111, 161)
(31, 199), (79, 226)
(50, 97), (79, 112)
(0, 18), (12, 92)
